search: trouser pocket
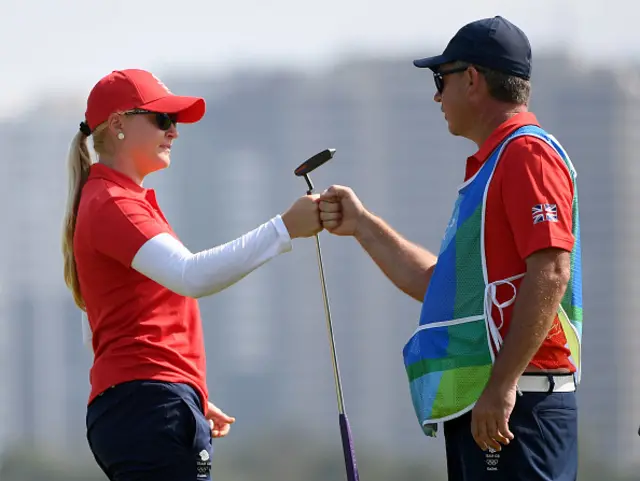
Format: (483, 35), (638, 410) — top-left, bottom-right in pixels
(86, 381), (213, 481)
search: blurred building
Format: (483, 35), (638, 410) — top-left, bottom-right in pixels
(611, 68), (640, 477)
(0, 53), (639, 475)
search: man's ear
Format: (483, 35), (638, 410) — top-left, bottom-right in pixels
(466, 66), (485, 98)
(467, 67), (481, 87)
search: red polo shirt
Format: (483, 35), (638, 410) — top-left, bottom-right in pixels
(74, 163), (209, 409)
(468, 112), (576, 372)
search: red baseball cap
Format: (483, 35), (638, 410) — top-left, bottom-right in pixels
(83, 69), (206, 132)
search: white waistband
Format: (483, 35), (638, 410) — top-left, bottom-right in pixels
(517, 374), (576, 393)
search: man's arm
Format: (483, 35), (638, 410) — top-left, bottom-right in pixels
(318, 185), (437, 302)
(471, 247), (571, 452)
(355, 211), (437, 302)
(485, 247), (571, 391)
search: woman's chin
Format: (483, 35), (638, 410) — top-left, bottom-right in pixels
(155, 152), (171, 168)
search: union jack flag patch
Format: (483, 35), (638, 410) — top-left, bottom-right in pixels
(532, 204), (558, 224)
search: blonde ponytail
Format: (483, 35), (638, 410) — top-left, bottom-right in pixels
(62, 130), (93, 310)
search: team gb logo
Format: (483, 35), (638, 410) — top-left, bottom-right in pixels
(152, 74), (172, 94)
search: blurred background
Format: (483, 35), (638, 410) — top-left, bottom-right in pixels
(1, 1), (639, 480)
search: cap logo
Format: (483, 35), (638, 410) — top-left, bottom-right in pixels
(151, 74), (172, 94)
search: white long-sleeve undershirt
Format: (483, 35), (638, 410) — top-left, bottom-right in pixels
(131, 215), (292, 298)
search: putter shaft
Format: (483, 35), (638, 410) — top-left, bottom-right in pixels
(305, 173), (346, 414)
(313, 232), (346, 414)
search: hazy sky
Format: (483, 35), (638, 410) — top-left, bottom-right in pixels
(2, 0), (636, 119)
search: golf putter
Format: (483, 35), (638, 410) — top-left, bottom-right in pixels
(294, 148), (360, 481)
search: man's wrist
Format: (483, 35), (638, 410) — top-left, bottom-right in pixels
(354, 209), (374, 243)
(486, 374), (520, 393)
(486, 359), (523, 392)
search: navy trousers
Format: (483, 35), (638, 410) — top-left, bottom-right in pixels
(86, 380), (214, 481)
(444, 389), (578, 481)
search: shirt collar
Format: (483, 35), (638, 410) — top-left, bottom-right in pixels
(469, 111), (540, 164)
(88, 163), (147, 196)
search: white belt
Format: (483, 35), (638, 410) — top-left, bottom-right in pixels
(517, 374), (576, 393)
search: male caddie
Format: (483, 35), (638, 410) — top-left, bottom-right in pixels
(318, 16), (583, 481)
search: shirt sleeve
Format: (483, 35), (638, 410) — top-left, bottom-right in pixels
(500, 136), (575, 260)
(90, 196), (171, 267)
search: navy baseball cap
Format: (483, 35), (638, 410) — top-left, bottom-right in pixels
(413, 16), (532, 80)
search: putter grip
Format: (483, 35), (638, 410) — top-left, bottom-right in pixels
(339, 413), (360, 481)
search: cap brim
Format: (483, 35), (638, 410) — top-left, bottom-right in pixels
(141, 95), (206, 123)
(413, 54), (452, 70)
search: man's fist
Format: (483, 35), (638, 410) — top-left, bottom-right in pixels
(319, 185), (366, 237)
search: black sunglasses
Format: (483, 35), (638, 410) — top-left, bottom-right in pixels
(124, 109), (178, 131)
(433, 64), (486, 94)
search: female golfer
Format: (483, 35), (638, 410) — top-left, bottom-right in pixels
(62, 68), (322, 481)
